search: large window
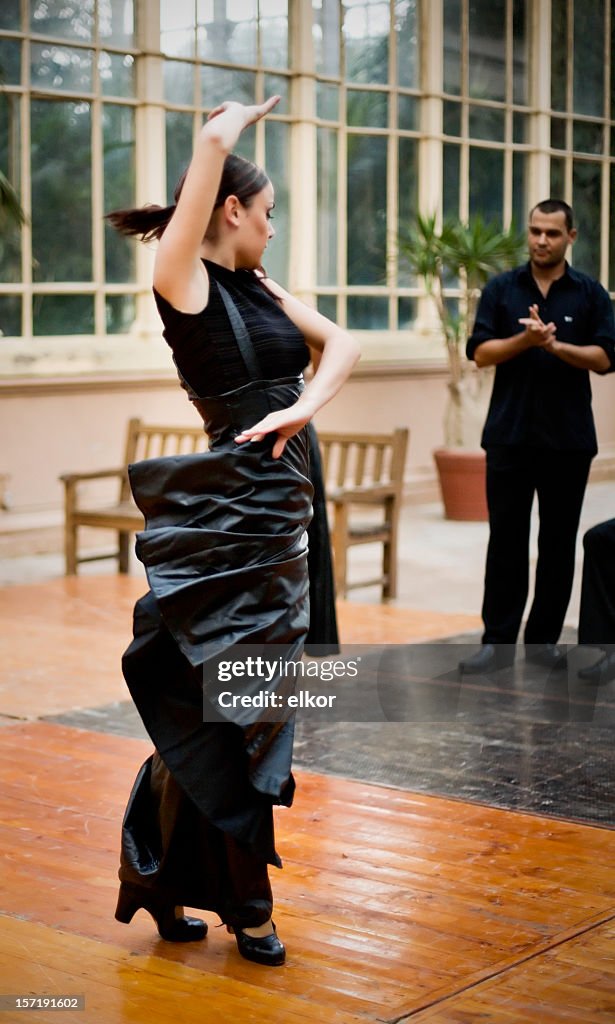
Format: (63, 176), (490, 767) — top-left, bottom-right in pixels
(0, 0), (137, 339)
(161, 0), (292, 285)
(442, 0), (529, 227)
(1, 0), (615, 352)
(315, 0), (420, 329)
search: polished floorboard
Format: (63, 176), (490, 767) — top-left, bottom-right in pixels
(0, 577), (614, 1023)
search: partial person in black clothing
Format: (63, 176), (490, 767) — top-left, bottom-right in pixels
(305, 348), (340, 655)
(305, 420), (340, 654)
(577, 518), (615, 684)
(459, 199), (615, 675)
(106, 96), (359, 965)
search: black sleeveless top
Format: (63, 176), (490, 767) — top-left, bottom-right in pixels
(153, 260), (311, 397)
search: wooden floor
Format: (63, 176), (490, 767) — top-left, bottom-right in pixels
(1, 578), (614, 1023)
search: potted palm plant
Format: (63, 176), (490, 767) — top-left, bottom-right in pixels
(398, 213), (526, 519)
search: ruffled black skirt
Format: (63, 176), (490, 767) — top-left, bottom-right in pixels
(119, 377), (313, 899)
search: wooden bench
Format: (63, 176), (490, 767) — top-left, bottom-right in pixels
(318, 428), (409, 599)
(61, 420), (409, 599)
(60, 418), (208, 575)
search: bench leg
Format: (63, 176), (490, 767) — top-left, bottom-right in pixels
(65, 520), (78, 576)
(118, 531), (131, 573)
(331, 504), (349, 600)
(382, 499), (398, 599)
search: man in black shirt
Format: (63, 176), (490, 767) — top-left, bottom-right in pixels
(459, 199), (615, 674)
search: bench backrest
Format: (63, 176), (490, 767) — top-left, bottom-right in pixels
(120, 417), (209, 499)
(317, 428), (409, 493)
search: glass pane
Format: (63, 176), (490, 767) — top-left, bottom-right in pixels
(0, 219), (22, 283)
(260, 0), (289, 68)
(201, 66), (255, 108)
(317, 294), (337, 320)
(398, 136), (417, 285)
(398, 136), (417, 234)
(317, 128), (338, 286)
(100, 52), (135, 98)
(98, 0), (135, 47)
(612, 6), (615, 120)
(469, 0), (506, 101)
(398, 296), (415, 328)
(395, 0), (418, 89)
(347, 295), (388, 328)
(104, 105), (136, 283)
(573, 120), (603, 155)
(317, 82), (339, 121)
(397, 94), (417, 131)
(165, 59), (194, 104)
(33, 294), (94, 335)
(443, 143), (460, 220)
(30, 0), (94, 41)
(347, 133), (387, 285)
(0, 0), (20, 31)
(469, 146), (503, 222)
(443, 0), (461, 95)
(30, 44), (94, 93)
(313, 0), (341, 76)
(512, 152), (527, 228)
(234, 126), (256, 162)
(161, 0), (195, 58)
(443, 100), (461, 136)
(551, 117), (566, 150)
(551, 0), (568, 111)
(469, 105), (505, 142)
(0, 38), (21, 84)
(347, 89), (388, 127)
(165, 110), (193, 203)
(605, 163), (609, 290)
(343, 0), (390, 85)
(550, 156), (565, 197)
(513, 112), (527, 144)
(197, 0), (258, 65)
(573, 0), (604, 117)
(264, 73), (289, 110)
(0, 94), (22, 284)
(572, 160), (601, 277)
(263, 120), (289, 286)
(512, 0), (528, 104)
(106, 294), (135, 333)
(0, 295), (20, 337)
(31, 100), (92, 282)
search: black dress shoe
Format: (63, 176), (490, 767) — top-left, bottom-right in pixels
(115, 882), (207, 942)
(228, 922), (286, 966)
(578, 651), (615, 685)
(459, 643), (515, 674)
(525, 643), (567, 670)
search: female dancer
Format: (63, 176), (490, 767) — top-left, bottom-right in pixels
(107, 96), (359, 966)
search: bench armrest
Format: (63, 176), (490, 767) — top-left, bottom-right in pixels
(60, 468), (125, 485)
(327, 484), (398, 504)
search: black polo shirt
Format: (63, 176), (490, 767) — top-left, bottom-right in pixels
(467, 262), (615, 455)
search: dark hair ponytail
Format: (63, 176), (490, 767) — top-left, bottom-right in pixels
(106, 153), (269, 242)
(105, 203), (174, 242)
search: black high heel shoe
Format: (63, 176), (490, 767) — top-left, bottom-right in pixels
(115, 882), (207, 942)
(227, 922), (286, 966)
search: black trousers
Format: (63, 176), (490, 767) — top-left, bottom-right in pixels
(578, 518), (615, 652)
(482, 446), (592, 645)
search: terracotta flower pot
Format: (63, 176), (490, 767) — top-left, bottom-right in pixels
(433, 447), (488, 521)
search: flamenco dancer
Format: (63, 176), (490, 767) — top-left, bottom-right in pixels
(107, 96), (359, 966)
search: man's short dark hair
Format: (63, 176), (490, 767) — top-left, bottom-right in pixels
(530, 199), (574, 231)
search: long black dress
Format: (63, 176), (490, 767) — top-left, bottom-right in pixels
(118, 262), (314, 928)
